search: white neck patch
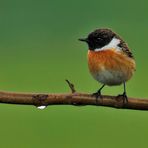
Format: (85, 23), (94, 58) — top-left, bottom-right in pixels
(94, 37), (121, 52)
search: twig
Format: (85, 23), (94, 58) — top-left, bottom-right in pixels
(0, 80), (147, 111)
(65, 79), (76, 93)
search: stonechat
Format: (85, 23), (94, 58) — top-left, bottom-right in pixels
(79, 28), (136, 102)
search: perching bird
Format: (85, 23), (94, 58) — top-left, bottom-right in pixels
(79, 28), (136, 102)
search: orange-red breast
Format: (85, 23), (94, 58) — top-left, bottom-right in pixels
(79, 28), (136, 102)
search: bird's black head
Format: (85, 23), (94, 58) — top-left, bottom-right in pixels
(79, 28), (116, 50)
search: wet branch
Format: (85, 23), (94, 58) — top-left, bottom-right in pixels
(0, 80), (147, 111)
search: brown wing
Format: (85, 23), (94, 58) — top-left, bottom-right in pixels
(118, 41), (134, 58)
(114, 34), (134, 58)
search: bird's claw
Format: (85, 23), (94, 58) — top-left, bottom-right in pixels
(117, 92), (128, 104)
(92, 91), (102, 104)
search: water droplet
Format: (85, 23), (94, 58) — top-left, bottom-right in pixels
(37, 106), (46, 110)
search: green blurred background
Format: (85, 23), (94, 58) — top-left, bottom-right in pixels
(0, 0), (148, 147)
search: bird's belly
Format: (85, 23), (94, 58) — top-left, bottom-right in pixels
(88, 50), (136, 86)
(92, 69), (127, 85)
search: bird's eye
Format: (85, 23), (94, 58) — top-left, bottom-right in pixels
(97, 37), (102, 40)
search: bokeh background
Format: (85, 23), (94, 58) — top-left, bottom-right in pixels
(0, 0), (148, 147)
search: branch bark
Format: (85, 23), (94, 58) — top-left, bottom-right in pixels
(0, 80), (147, 111)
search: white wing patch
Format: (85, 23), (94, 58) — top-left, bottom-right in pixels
(94, 37), (121, 52)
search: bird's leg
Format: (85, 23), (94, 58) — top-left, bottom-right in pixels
(117, 82), (128, 104)
(92, 84), (105, 103)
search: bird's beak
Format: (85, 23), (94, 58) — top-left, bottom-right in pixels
(78, 38), (88, 42)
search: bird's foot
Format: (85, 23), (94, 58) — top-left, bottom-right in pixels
(92, 91), (102, 104)
(117, 92), (128, 105)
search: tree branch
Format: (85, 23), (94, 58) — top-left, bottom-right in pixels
(0, 80), (147, 111)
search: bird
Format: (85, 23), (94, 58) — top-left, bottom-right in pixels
(79, 28), (136, 103)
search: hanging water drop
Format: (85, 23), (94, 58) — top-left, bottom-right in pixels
(37, 106), (47, 110)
